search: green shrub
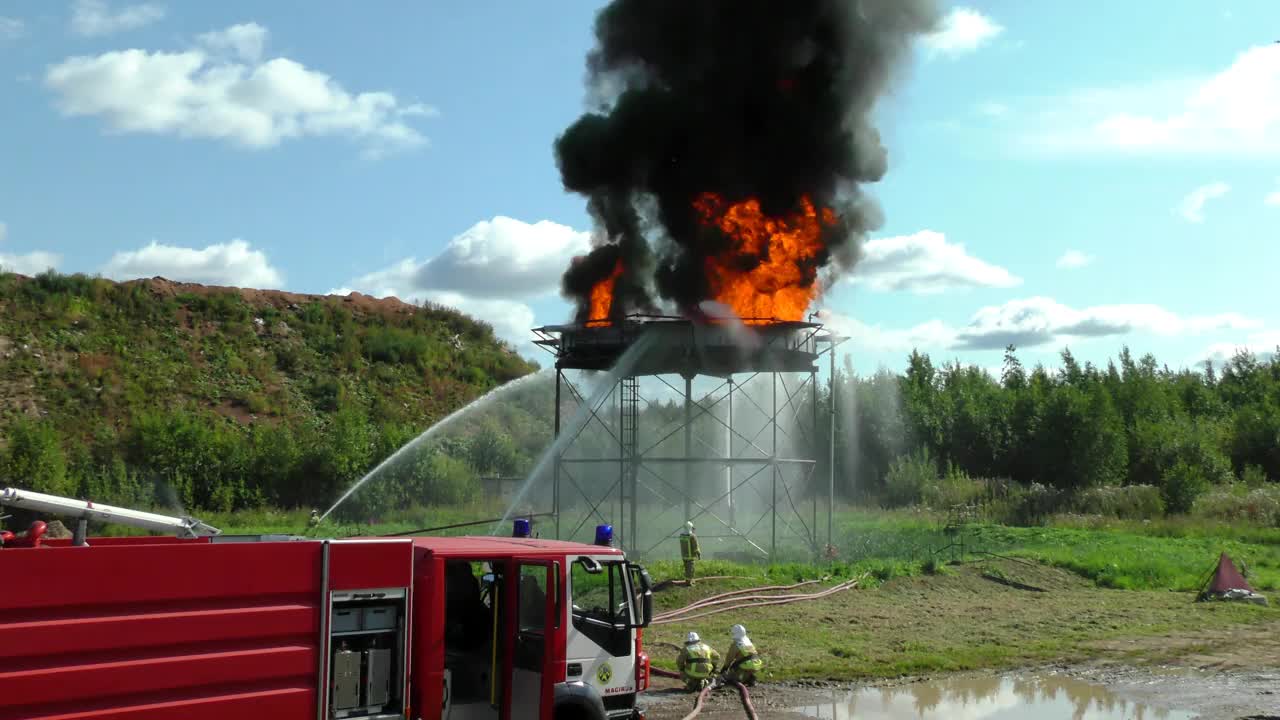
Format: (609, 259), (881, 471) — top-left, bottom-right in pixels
(1074, 484), (1165, 519)
(274, 344), (302, 373)
(921, 556), (948, 575)
(307, 378), (343, 412)
(1241, 464), (1269, 488)
(362, 326), (433, 368)
(1161, 460), (1210, 514)
(1, 418), (74, 496)
(300, 302), (328, 326)
(921, 465), (987, 510)
(884, 449), (935, 508)
(1001, 482), (1067, 526)
(422, 452), (479, 506)
(1194, 482), (1280, 526)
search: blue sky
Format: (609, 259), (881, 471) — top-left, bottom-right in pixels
(1, 1), (1277, 374)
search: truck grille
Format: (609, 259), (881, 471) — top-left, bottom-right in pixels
(603, 692), (635, 716)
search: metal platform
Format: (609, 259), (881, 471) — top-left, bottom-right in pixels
(533, 315), (826, 375)
(532, 315), (846, 560)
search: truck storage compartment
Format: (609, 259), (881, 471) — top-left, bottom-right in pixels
(328, 588), (407, 719)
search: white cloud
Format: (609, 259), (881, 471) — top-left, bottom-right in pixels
(921, 8), (1003, 58)
(1055, 250), (1094, 269)
(45, 23), (433, 156)
(952, 297), (1258, 350)
(1026, 44), (1280, 155)
(0, 251), (61, 276)
(330, 216), (590, 352)
(1200, 331), (1280, 365)
(197, 23), (267, 63)
(101, 239), (283, 288)
(70, 0), (164, 37)
(415, 217), (590, 298)
(852, 230), (1020, 294)
(1178, 181), (1230, 223)
(816, 310), (955, 354)
(0, 223), (62, 275)
(1266, 183), (1280, 207)
(818, 297), (1259, 354)
(0, 16), (25, 41)
(423, 293), (536, 351)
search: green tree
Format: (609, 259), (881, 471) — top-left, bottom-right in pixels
(1161, 460), (1210, 514)
(1034, 382), (1127, 490)
(1, 418), (73, 496)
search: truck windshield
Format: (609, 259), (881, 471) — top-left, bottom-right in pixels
(570, 559), (632, 656)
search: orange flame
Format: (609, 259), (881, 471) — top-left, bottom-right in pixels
(587, 259), (624, 324)
(693, 192), (837, 322)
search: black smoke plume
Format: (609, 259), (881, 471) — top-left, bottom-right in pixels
(556, 0), (939, 322)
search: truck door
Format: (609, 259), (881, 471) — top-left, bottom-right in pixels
(509, 560), (559, 719)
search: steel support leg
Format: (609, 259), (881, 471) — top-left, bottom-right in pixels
(554, 368), (562, 540)
(684, 375), (693, 524)
(727, 377), (735, 529)
(828, 351), (836, 552)
(771, 372), (778, 560)
(811, 371), (818, 548)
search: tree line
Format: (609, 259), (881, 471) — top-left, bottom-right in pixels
(832, 345), (1279, 520)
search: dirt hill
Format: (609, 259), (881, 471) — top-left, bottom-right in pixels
(0, 270), (540, 513)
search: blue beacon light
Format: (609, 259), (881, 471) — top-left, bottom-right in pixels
(512, 518), (532, 538)
(594, 524), (614, 547)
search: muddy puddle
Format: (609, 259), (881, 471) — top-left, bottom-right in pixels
(785, 674), (1191, 719)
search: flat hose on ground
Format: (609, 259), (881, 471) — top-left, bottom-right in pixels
(655, 586), (832, 622)
(653, 575), (866, 625)
(653, 578), (825, 621)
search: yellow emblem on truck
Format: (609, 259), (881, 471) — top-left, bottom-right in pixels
(597, 662), (613, 684)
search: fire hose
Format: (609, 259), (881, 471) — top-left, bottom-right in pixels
(680, 682), (715, 720)
(647, 576), (866, 719)
(653, 575), (865, 625)
(727, 680), (759, 720)
(653, 578), (824, 621)
(648, 670), (758, 720)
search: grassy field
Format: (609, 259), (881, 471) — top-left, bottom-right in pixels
(642, 559), (1279, 682)
(823, 511), (1280, 592)
(629, 511), (1280, 681)
(155, 505), (1280, 681)
(180, 505), (1280, 594)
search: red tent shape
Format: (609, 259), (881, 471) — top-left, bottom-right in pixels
(1207, 553), (1253, 594)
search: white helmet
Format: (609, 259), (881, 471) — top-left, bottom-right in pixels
(730, 624), (747, 641)
(685, 521), (694, 533)
(686, 631), (701, 644)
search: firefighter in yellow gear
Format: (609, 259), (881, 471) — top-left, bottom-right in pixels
(721, 624), (764, 686)
(676, 631), (720, 691)
(679, 521), (701, 584)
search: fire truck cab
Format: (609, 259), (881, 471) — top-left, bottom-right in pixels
(0, 520), (653, 720)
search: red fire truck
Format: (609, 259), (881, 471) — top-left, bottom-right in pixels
(0, 488), (653, 720)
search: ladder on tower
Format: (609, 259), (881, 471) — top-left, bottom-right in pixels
(618, 375), (640, 553)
